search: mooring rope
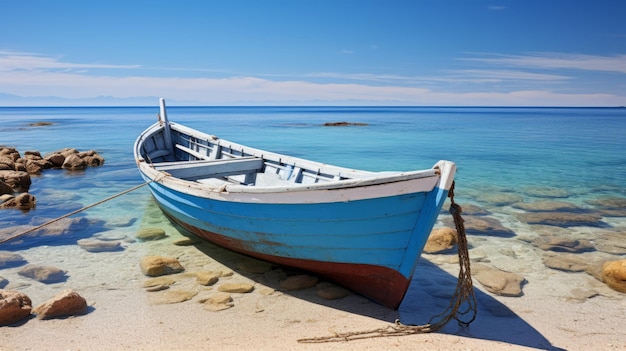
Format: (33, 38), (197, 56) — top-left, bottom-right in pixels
(298, 181), (477, 343)
(0, 180), (152, 246)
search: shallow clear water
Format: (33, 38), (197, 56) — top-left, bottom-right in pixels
(2, 105), (626, 238)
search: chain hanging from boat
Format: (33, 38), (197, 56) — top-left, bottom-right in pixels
(298, 181), (476, 343)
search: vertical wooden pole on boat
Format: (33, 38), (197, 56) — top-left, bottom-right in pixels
(159, 98), (174, 154)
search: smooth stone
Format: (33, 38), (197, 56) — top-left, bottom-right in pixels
(280, 274), (319, 291)
(172, 237), (200, 246)
(33, 289), (87, 319)
(217, 282), (255, 293)
(476, 193), (523, 206)
(93, 230), (129, 241)
(586, 196), (626, 210)
(140, 256), (185, 277)
(472, 264), (525, 297)
(602, 260), (626, 293)
(522, 186), (570, 198)
(18, 264), (67, 284)
(569, 288), (599, 301)
(237, 259), (273, 274)
(459, 203), (491, 216)
(516, 212), (604, 227)
(0, 289), (32, 325)
(143, 276), (176, 288)
(77, 238), (122, 252)
(152, 290), (197, 304)
(204, 292), (234, 311)
(136, 227), (167, 241)
(595, 230), (626, 255)
(424, 227), (457, 254)
(0, 252), (27, 269)
(316, 285), (350, 300)
(511, 201), (584, 212)
(542, 253), (590, 272)
(447, 216), (515, 237)
(196, 271), (220, 286)
(532, 237), (595, 253)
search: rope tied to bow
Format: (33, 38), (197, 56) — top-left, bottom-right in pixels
(298, 181), (476, 343)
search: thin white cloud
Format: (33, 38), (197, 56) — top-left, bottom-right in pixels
(488, 6), (506, 11)
(444, 69), (571, 81)
(0, 50), (140, 71)
(462, 53), (626, 74)
(0, 51), (624, 106)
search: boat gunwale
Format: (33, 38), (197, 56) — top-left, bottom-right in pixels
(134, 121), (455, 196)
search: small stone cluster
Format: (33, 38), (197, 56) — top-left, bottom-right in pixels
(0, 146), (105, 211)
(137, 227), (351, 312)
(0, 289), (88, 326)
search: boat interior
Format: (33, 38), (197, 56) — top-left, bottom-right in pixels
(140, 123), (373, 187)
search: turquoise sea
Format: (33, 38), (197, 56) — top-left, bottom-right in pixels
(1, 105), (626, 349)
(2, 105), (625, 223)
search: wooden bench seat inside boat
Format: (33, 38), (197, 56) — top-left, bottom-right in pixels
(152, 156), (264, 181)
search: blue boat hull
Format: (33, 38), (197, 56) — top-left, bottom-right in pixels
(141, 174), (448, 308)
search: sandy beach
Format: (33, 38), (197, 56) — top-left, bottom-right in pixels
(1, 199), (625, 351)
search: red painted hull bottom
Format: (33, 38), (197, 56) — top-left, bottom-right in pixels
(165, 214), (411, 309)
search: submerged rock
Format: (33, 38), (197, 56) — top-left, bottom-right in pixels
(18, 264), (67, 284)
(532, 237), (595, 253)
(476, 192), (523, 206)
(595, 230), (626, 255)
(424, 227), (457, 253)
(0, 252), (27, 269)
(516, 212), (604, 227)
(33, 289), (87, 319)
(0, 289), (32, 326)
(512, 201), (585, 212)
(459, 203), (491, 216)
(521, 186), (570, 198)
(136, 227), (167, 241)
(472, 264), (525, 297)
(445, 216), (515, 237)
(602, 260), (626, 293)
(542, 253), (590, 272)
(586, 196), (626, 210)
(77, 238), (122, 252)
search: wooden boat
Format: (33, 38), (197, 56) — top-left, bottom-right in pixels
(134, 99), (456, 309)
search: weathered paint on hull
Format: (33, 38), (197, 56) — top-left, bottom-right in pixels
(160, 206), (412, 309)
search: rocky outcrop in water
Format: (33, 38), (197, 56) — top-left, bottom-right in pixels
(0, 146), (105, 212)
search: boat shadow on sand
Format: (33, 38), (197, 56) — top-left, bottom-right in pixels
(188, 236), (564, 351)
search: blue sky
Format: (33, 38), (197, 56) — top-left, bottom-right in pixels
(1, 0), (625, 106)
